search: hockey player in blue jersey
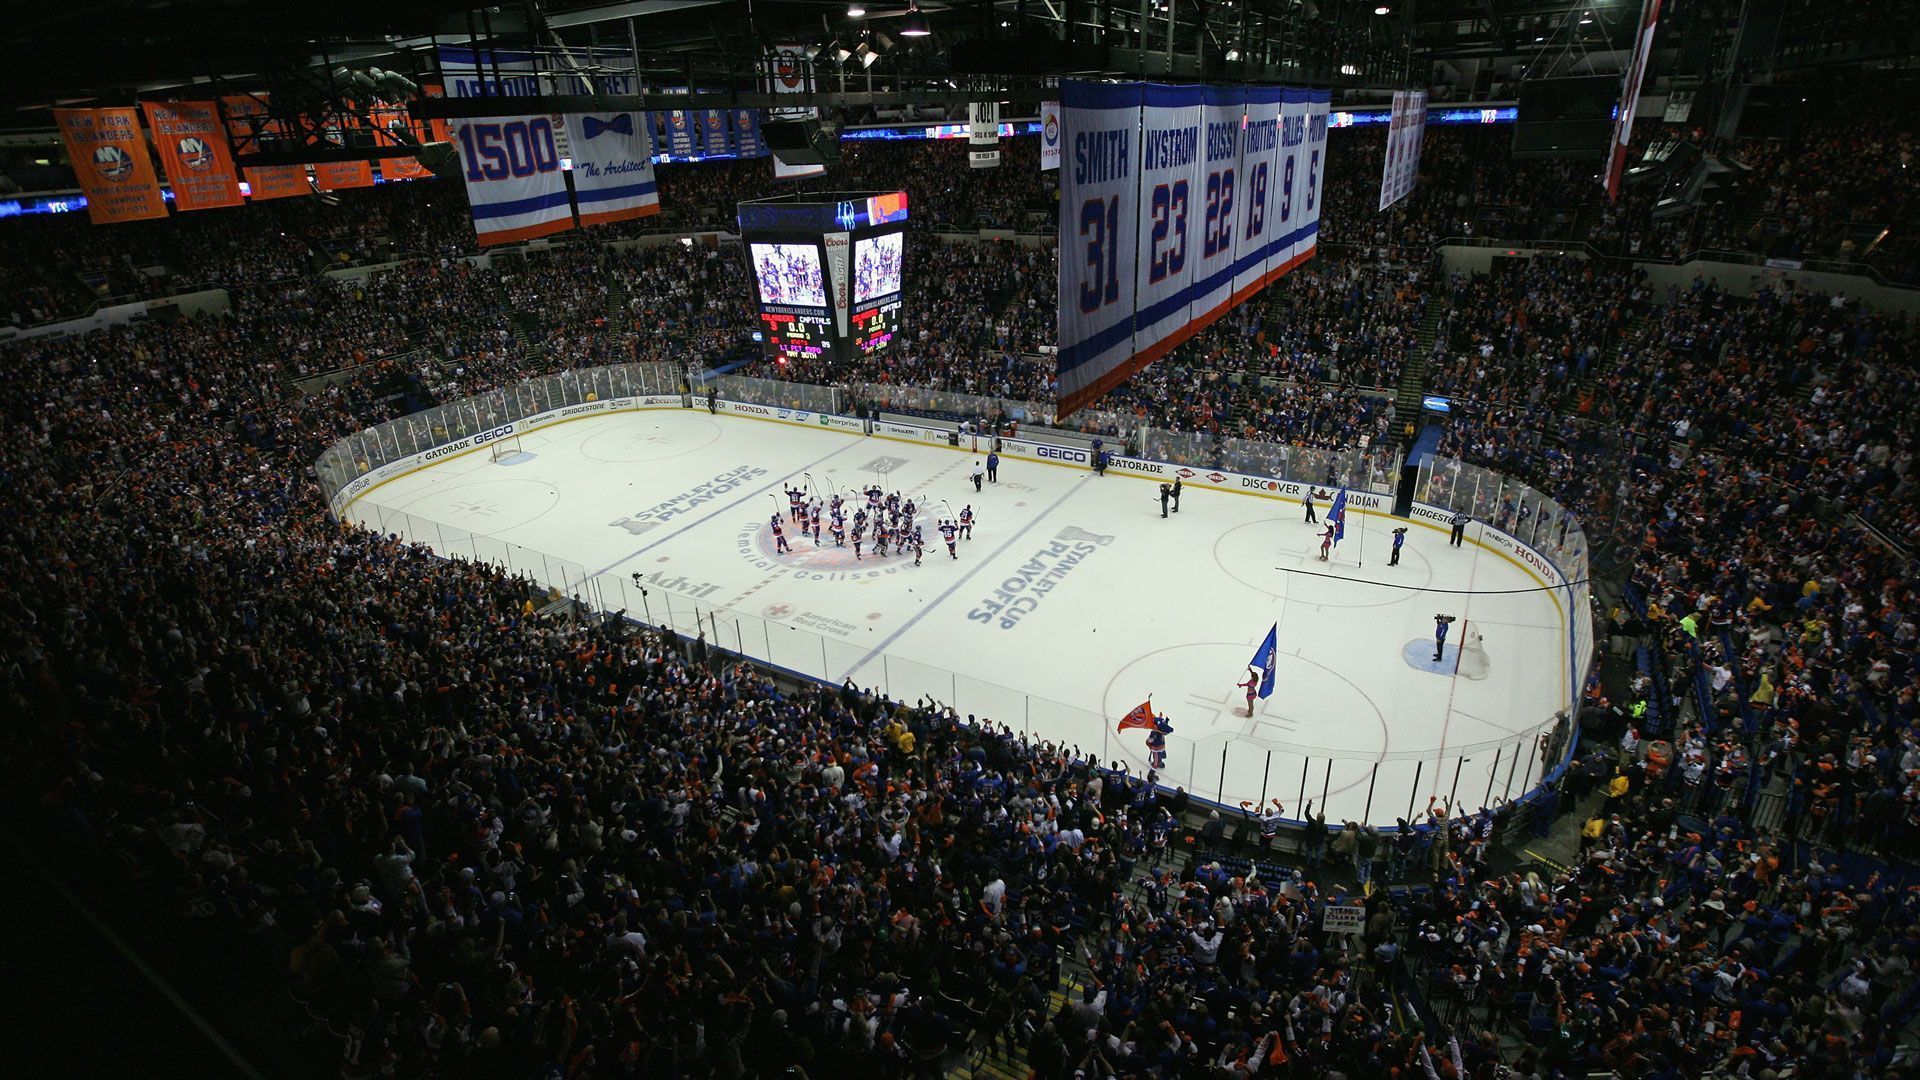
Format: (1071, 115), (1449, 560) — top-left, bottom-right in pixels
(770, 514), (790, 554)
(939, 519), (959, 559)
(958, 505), (974, 540)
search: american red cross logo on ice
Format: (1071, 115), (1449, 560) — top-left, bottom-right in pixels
(763, 603), (793, 619)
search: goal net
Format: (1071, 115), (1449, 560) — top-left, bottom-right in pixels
(489, 435), (522, 462)
(1455, 621), (1490, 680)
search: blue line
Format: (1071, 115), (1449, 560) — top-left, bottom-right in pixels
(840, 473), (1090, 682)
(588, 436), (862, 579)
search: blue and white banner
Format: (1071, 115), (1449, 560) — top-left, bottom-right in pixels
(1251, 623), (1279, 699)
(1130, 84), (1202, 367)
(1187, 86), (1246, 333)
(732, 109), (767, 158)
(1300, 90), (1329, 267)
(697, 110), (730, 157)
(566, 111), (659, 228)
(1272, 90), (1310, 283)
(1056, 80), (1143, 416)
(661, 109), (696, 157)
(449, 114), (574, 246)
(1231, 87), (1283, 305)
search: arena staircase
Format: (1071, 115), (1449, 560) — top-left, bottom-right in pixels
(509, 311), (544, 355)
(1387, 303), (1445, 447)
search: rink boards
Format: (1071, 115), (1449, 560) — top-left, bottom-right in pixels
(336, 397), (1586, 824)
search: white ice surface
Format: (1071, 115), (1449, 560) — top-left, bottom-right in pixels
(349, 409), (1571, 824)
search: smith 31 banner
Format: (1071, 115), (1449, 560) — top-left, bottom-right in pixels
(54, 107), (167, 224)
(449, 114), (575, 245)
(142, 101), (244, 211)
(1607, 0), (1663, 201)
(1378, 90), (1427, 211)
(1057, 81), (1328, 418)
(566, 111), (660, 227)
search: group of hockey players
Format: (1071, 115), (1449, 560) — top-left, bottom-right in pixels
(770, 481), (975, 566)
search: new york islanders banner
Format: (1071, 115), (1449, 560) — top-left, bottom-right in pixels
(1039, 101), (1061, 171)
(732, 109), (767, 158)
(1056, 80), (1144, 417)
(55, 107), (167, 224)
(142, 102), (244, 211)
(567, 111), (659, 228)
(449, 114), (574, 246)
(698, 110), (730, 157)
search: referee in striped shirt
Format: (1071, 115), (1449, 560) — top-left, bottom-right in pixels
(1449, 510), (1470, 547)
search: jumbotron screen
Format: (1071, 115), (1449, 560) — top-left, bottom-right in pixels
(749, 242), (828, 309)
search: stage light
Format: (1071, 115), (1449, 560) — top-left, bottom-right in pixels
(1374, 4), (1391, 13)
(847, 3), (866, 16)
(899, 1), (930, 37)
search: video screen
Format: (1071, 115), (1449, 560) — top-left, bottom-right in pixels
(749, 242), (827, 308)
(854, 232), (904, 304)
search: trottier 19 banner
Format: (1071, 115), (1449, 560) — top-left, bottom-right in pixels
(1055, 81), (1328, 419)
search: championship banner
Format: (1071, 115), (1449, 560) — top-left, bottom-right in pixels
(698, 110), (730, 157)
(566, 111), (660, 228)
(371, 101), (435, 181)
(314, 160), (376, 191)
(1055, 80), (1144, 417)
(55, 107), (167, 224)
(219, 95), (309, 200)
(1378, 90), (1427, 211)
(142, 102), (244, 211)
(1606, 0), (1663, 201)
(1230, 87), (1283, 305)
(1039, 101), (1062, 171)
(662, 110), (696, 157)
(969, 101), (1001, 169)
(1186, 86), (1246, 334)
(449, 114), (575, 246)
(732, 108), (767, 158)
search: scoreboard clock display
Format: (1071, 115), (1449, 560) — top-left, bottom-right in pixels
(761, 310), (834, 361)
(850, 299), (900, 355)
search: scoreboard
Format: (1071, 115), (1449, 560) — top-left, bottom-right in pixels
(739, 191), (908, 364)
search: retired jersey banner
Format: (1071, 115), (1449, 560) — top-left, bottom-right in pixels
(450, 114), (574, 245)
(220, 95), (309, 201)
(1039, 101), (1062, 171)
(1130, 84), (1202, 367)
(55, 107), (167, 224)
(566, 112), (659, 228)
(1056, 80), (1144, 417)
(1056, 81), (1331, 419)
(1378, 90), (1427, 211)
(142, 102), (244, 211)
(1607, 0), (1663, 201)
(969, 101), (1001, 169)
(1186, 86), (1246, 335)
(1231, 87), (1283, 305)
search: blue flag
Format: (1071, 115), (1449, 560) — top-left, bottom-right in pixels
(1250, 623), (1278, 699)
(1330, 488), (1349, 543)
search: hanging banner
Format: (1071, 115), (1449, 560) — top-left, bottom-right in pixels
(221, 95), (309, 201)
(314, 160), (376, 190)
(1606, 0), (1663, 201)
(698, 110), (730, 156)
(969, 101), (1001, 169)
(1039, 100), (1062, 171)
(662, 109), (697, 157)
(142, 101), (244, 211)
(1128, 84), (1202, 368)
(1230, 87), (1283, 306)
(1377, 89), (1427, 211)
(823, 230), (851, 337)
(449, 114), (575, 246)
(54, 107), (167, 224)
(732, 108), (767, 158)
(1055, 80), (1144, 417)
(1185, 86), (1246, 336)
(765, 45), (813, 117)
(1300, 90), (1329, 269)
(371, 101), (435, 181)
(566, 111), (660, 227)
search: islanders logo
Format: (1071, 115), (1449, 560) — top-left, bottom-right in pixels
(1043, 111), (1060, 146)
(92, 144), (136, 183)
(176, 137), (216, 172)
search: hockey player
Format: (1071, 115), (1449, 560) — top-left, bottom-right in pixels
(829, 513), (845, 547)
(939, 518), (959, 559)
(809, 505), (822, 544)
(958, 505), (974, 540)
(912, 531), (924, 566)
(866, 485), (884, 511)
(786, 485), (806, 522)
(770, 514), (790, 554)
(903, 498), (916, 521)
(852, 522), (864, 560)
(874, 521), (890, 557)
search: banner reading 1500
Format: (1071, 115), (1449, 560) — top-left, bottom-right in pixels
(1056, 81), (1329, 419)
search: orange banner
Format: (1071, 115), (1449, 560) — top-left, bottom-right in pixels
(314, 160), (375, 190)
(220, 95), (310, 201)
(371, 102), (433, 181)
(142, 101), (244, 211)
(54, 107), (167, 224)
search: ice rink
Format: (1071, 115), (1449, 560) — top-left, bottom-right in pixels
(347, 407), (1573, 824)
